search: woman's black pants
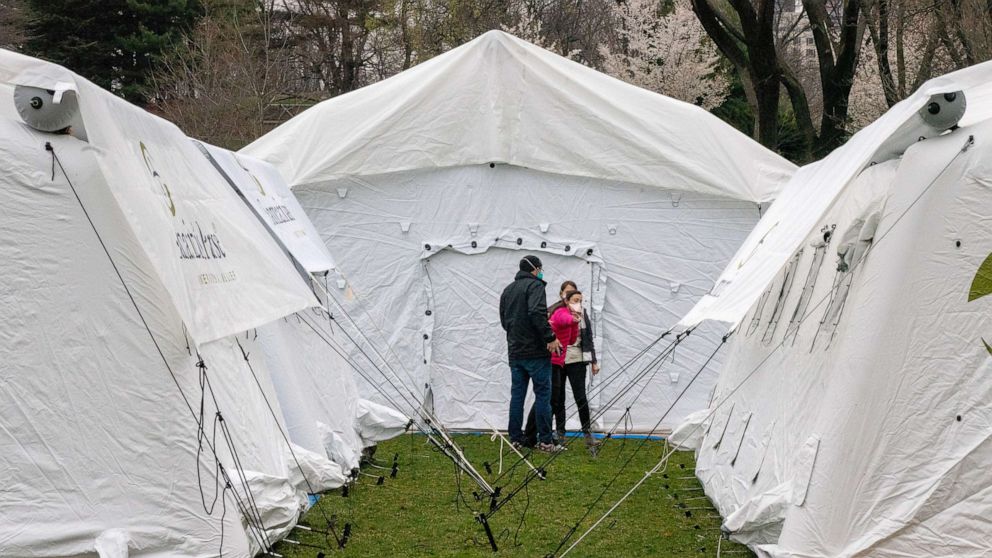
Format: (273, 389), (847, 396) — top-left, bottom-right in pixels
(527, 362), (593, 443)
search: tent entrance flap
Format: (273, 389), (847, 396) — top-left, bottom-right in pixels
(421, 242), (606, 431)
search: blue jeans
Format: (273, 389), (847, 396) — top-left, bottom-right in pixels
(508, 357), (553, 445)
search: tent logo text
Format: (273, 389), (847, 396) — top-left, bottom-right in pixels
(175, 220), (227, 261)
(265, 205), (296, 225)
(139, 141), (229, 262)
(970, 251), (992, 355)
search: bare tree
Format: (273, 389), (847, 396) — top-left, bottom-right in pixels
(691, 0), (865, 158)
(0, 0), (27, 50)
(933, 0), (992, 69)
(600, 0), (728, 109)
(690, 0), (785, 149)
(860, 0), (941, 108)
(151, 1), (301, 149)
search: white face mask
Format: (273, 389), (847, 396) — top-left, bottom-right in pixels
(569, 302), (582, 312)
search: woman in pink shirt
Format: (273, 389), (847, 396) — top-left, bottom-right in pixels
(546, 291), (581, 441)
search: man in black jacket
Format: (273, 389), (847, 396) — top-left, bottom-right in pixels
(499, 255), (561, 450)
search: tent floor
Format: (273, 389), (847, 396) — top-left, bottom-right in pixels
(278, 434), (754, 557)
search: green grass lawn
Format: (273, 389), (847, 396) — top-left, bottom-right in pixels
(276, 434), (754, 557)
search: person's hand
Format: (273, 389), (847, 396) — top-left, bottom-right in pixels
(591, 362), (600, 375)
(547, 339), (562, 354)
(572, 311), (581, 323)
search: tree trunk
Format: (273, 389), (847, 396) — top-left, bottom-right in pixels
(691, 0), (782, 149)
(781, 64), (815, 161)
(805, 0), (864, 156)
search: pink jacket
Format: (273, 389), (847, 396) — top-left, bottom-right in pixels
(548, 306), (580, 367)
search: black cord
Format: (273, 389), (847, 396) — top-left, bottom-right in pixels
(49, 144), (270, 552)
(551, 134), (978, 557)
(236, 338), (340, 547)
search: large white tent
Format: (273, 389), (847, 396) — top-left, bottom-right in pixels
(0, 49), (394, 556)
(243, 30), (797, 433)
(671, 62), (992, 556)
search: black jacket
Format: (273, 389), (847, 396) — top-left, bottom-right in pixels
(579, 310), (597, 364)
(499, 271), (556, 360)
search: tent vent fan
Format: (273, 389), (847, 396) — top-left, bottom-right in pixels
(14, 85), (80, 133)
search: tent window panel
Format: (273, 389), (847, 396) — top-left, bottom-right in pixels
(787, 225), (835, 343)
(811, 269), (846, 350)
(762, 249), (804, 345)
(812, 219), (876, 350)
(786, 242), (829, 343)
(746, 285), (774, 337)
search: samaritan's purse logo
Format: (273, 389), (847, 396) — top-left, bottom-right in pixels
(137, 140), (228, 263)
(139, 141), (177, 217)
(970, 252), (992, 355)
(238, 159), (266, 196)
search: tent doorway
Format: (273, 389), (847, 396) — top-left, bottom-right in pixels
(423, 247), (604, 431)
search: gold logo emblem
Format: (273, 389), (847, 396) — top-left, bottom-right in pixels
(139, 141), (177, 217)
(238, 160), (266, 196)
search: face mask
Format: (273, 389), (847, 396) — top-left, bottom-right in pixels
(569, 302), (582, 312)
(525, 257), (543, 280)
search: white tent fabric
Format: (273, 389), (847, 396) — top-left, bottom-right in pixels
(0, 118), (342, 557)
(356, 399), (411, 446)
(244, 32), (796, 433)
(252, 315), (368, 471)
(679, 60), (992, 329)
(683, 107), (992, 555)
(0, 50), (368, 557)
(242, 30), (794, 202)
(194, 141), (336, 274)
(0, 48), (316, 345)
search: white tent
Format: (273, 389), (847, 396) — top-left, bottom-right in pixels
(243, 30), (797, 433)
(673, 62), (992, 556)
(0, 50), (352, 556)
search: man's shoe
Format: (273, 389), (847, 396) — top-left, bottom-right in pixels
(536, 442), (563, 453)
(584, 433), (601, 448)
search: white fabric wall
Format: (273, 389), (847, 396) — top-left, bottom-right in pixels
(689, 122), (992, 556)
(254, 313), (366, 471)
(296, 163), (757, 432)
(0, 119), (332, 557)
